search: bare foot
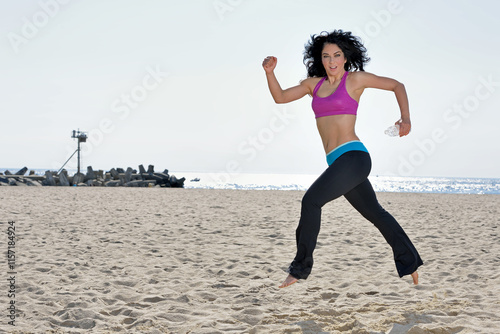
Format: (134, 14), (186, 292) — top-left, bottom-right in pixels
(411, 271), (419, 285)
(279, 274), (298, 288)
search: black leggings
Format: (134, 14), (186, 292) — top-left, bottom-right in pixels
(288, 150), (423, 280)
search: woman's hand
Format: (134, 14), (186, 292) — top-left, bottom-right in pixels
(262, 56), (277, 73)
(397, 118), (411, 137)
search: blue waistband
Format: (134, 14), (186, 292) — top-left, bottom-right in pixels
(326, 140), (368, 166)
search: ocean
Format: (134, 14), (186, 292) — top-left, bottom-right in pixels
(180, 172), (500, 195)
(1, 168), (499, 195)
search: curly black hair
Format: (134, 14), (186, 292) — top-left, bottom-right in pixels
(303, 30), (370, 77)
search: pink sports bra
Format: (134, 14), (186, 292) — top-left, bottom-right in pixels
(312, 71), (358, 118)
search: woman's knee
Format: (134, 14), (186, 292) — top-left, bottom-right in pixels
(301, 190), (320, 208)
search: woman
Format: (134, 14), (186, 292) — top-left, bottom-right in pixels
(262, 30), (423, 288)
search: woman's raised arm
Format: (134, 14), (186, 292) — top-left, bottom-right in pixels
(263, 56), (310, 104)
(351, 71), (411, 137)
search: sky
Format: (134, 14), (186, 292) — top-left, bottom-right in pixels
(1, 0), (499, 179)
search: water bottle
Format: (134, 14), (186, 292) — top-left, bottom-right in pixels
(384, 124), (400, 137)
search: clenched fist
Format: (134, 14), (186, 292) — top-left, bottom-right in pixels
(262, 56), (277, 73)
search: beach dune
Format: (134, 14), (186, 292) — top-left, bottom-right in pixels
(1, 187), (499, 333)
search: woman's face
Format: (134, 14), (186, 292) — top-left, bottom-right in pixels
(321, 43), (347, 76)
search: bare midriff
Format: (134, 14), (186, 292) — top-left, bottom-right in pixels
(316, 114), (359, 153)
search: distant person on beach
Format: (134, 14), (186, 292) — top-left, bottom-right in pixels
(262, 30), (423, 288)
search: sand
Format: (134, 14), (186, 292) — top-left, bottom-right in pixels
(0, 187), (499, 333)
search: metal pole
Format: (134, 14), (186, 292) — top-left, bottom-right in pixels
(77, 140), (81, 175)
(57, 148), (79, 175)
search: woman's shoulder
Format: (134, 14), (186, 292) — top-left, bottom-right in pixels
(346, 71), (376, 87)
(348, 71), (382, 81)
(348, 71), (370, 79)
(301, 76), (324, 83)
(300, 76), (324, 88)
(300, 77), (324, 95)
